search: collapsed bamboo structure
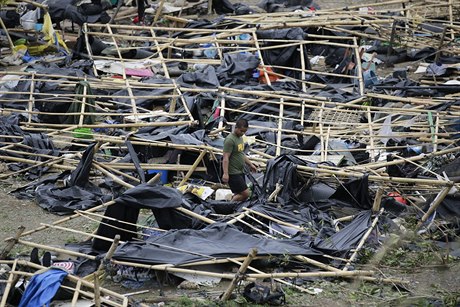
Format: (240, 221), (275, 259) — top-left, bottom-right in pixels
(0, 0), (459, 304)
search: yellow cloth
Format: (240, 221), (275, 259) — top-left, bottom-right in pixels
(41, 12), (69, 53)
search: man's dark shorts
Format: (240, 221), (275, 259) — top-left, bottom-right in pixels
(228, 174), (248, 194)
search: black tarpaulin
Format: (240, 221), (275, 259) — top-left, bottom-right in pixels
(92, 184), (192, 251)
(329, 175), (372, 210)
(314, 210), (372, 252)
(216, 53), (260, 84)
(68, 143), (96, 187)
(113, 223), (322, 265)
(114, 183), (183, 209)
(263, 155), (311, 204)
(34, 143), (108, 215)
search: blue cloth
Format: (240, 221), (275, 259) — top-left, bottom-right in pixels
(19, 268), (68, 307)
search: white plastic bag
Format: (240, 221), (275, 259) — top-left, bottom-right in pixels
(20, 8), (40, 30)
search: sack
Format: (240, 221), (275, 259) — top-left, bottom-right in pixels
(243, 282), (286, 305)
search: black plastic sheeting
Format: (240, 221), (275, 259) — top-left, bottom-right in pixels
(92, 184), (208, 251)
(263, 155), (315, 204)
(0, 114), (59, 180)
(35, 143), (109, 214)
(314, 210), (372, 253)
(113, 223), (322, 265)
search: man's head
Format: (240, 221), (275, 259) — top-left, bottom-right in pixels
(234, 119), (249, 137)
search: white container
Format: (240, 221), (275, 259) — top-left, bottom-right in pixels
(215, 189), (233, 201)
(21, 19), (36, 30)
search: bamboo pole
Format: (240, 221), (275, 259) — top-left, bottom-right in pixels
(221, 248), (258, 301)
(417, 185), (453, 228)
(228, 258), (316, 294)
(243, 208), (305, 231)
(276, 98), (284, 156)
(71, 279), (82, 307)
(178, 150), (207, 186)
(343, 209), (384, 271)
(0, 226), (25, 260)
(294, 255), (407, 284)
(17, 239), (97, 260)
(110, 259), (374, 279)
(0, 259), (18, 307)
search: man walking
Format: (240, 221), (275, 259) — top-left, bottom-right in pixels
(222, 119), (257, 201)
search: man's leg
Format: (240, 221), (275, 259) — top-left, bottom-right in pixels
(228, 174), (249, 201)
(232, 188), (249, 201)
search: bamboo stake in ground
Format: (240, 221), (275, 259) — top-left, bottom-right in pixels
(221, 248), (258, 301)
(0, 226), (25, 260)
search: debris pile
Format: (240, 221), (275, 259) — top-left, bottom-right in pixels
(0, 0), (459, 305)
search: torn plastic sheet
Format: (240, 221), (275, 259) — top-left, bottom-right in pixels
(113, 223), (322, 265)
(314, 210), (372, 252)
(114, 183), (183, 210)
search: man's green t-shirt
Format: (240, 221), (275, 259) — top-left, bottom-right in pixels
(223, 133), (245, 175)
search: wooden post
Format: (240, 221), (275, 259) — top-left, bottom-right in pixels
(385, 21), (397, 68)
(71, 280), (82, 306)
(448, 0), (454, 40)
(372, 188), (384, 213)
(0, 226), (26, 259)
(94, 273), (101, 307)
(221, 248), (258, 301)
(434, 26), (448, 63)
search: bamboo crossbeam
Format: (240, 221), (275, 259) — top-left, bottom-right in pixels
(110, 259), (375, 280)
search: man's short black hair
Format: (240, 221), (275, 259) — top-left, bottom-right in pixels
(235, 118), (249, 129)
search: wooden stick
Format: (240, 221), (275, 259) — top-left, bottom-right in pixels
(71, 279), (82, 306)
(221, 248), (258, 301)
(17, 239), (97, 260)
(0, 226), (26, 259)
(267, 183), (283, 202)
(294, 255), (408, 284)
